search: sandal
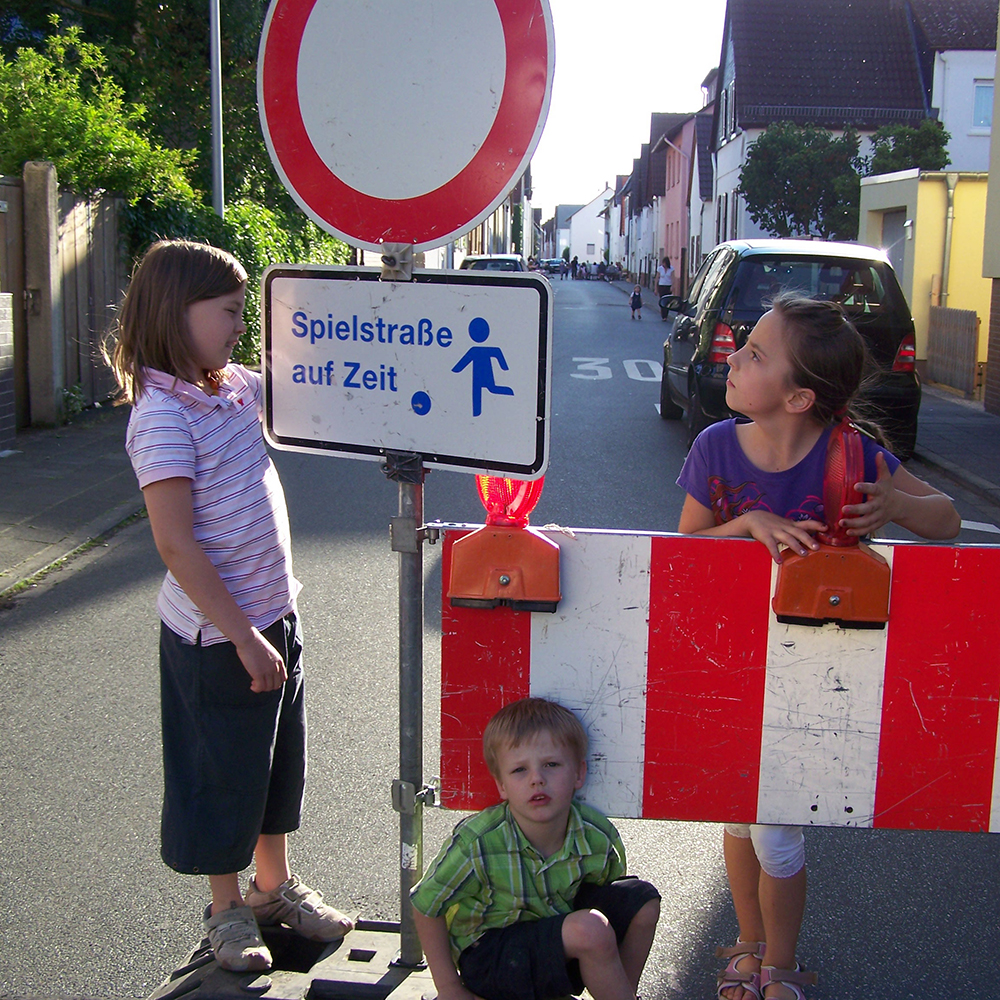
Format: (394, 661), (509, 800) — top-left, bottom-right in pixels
(760, 965), (818, 1000)
(715, 940), (765, 1000)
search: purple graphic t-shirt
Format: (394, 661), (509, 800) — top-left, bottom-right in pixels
(677, 419), (900, 525)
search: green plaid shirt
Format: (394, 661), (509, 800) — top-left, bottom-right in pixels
(410, 800), (627, 961)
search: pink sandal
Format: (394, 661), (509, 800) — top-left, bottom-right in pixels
(715, 940), (765, 1000)
(759, 964), (818, 1000)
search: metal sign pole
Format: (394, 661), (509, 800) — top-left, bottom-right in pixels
(386, 453), (426, 968)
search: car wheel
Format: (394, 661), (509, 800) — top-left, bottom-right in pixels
(686, 379), (710, 448)
(659, 373), (683, 420)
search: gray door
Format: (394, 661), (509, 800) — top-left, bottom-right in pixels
(881, 209), (906, 279)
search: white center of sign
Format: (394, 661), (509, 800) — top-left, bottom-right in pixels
(298, 0), (506, 201)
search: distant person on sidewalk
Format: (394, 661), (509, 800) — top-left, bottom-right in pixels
(560, 258), (569, 280)
(630, 285), (643, 320)
(107, 240), (354, 973)
(571, 256), (579, 279)
(656, 257), (674, 300)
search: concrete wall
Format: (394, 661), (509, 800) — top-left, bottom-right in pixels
(933, 49), (995, 172)
(569, 189), (611, 264)
(861, 170), (990, 364)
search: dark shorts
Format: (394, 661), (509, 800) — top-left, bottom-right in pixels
(159, 612), (306, 875)
(458, 877), (660, 1000)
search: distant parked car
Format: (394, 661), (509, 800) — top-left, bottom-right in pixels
(458, 254), (527, 271)
(539, 258), (564, 275)
(659, 239), (920, 459)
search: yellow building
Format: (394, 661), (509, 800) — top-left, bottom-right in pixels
(859, 168), (991, 379)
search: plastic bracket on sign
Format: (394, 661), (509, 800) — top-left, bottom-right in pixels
(381, 450), (425, 484)
(380, 243), (413, 282)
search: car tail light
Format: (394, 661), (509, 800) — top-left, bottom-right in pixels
(708, 323), (737, 364)
(892, 333), (916, 372)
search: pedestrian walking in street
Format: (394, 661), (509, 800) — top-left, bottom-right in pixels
(656, 256), (674, 301)
(107, 240), (354, 973)
(630, 285), (643, 320)
(571, 255), (579, 279)
(412, 697), (660, 1000)
(676, 294), (959, 1000)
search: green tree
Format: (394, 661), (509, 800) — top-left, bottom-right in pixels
(0, 17), (194, 202)
(1, 0), (287, 209)
(739, 122), (864, 241)
(867, 119), (951, 175)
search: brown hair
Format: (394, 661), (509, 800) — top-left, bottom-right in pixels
(768, 292), (888, 442)
(106, 240), (247, 403)
(482, 698), (588, 779)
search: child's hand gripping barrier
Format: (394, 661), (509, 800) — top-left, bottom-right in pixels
(447, 475), (561, 613)
(771, 421), (891, 628)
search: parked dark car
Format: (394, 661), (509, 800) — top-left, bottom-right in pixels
(659, 239), (920, 459)
(458, 254), (527, 271)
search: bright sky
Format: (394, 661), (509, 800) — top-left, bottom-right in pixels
(531, 0), (728, 224)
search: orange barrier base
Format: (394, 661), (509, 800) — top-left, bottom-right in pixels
(447, 525), (561, 612)
(772, 542), (891, 627)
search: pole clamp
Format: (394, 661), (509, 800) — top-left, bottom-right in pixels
(392, 779), (437, 814)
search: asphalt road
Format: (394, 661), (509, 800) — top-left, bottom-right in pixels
(0, 277), (997, 999)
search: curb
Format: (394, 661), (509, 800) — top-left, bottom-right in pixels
(0, 495), (146, 597)
(911, 445), (1000, 511)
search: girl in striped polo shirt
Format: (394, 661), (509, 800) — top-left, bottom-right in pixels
(109, 240), (353, 973)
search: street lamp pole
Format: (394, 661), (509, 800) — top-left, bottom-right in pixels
(209, 0), (224, 217)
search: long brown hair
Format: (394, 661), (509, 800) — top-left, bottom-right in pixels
(106, 240), (247, 403)
(769, 292), (889, 445)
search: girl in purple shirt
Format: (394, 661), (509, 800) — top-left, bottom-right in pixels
(676, 294), (959, 1000)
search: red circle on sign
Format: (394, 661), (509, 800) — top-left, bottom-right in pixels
(259, 0), (552, 251)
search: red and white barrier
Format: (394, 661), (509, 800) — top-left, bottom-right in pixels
(438, 527), (1000, 833)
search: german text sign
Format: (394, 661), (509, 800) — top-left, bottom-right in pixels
(262, 266), (552, 477)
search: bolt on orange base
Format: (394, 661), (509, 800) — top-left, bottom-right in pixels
(772, 421), (891, 628)
(447, 475), (561, 613)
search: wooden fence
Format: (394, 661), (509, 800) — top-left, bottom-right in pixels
(0, 168), (126, 432)
(927, 305), (980, 398)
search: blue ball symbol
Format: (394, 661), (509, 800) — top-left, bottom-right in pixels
(411, 391), (431, 416)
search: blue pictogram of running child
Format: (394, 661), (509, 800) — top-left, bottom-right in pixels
(451, 317), (514, 417)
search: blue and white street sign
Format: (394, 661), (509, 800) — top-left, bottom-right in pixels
(262, 265), (552, 478)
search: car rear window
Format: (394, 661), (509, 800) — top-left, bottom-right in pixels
(728, 258), (903, 319)
(469, 259), (521, 270)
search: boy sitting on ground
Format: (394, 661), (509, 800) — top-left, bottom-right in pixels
(411, 697), (660, 1000)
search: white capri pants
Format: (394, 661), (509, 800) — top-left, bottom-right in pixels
(724, 823), (805, 879)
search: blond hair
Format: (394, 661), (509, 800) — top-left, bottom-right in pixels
(482, 698), (588, 779)
(106, 240), (247, 403)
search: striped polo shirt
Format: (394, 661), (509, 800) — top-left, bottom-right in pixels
(126, 365), (299, 644)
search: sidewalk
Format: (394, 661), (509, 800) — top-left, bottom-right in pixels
(1, 380), (999, 595)
(0, 404), (144, 594)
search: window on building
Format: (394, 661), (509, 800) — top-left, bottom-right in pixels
(719, 89), (728, 145)
(727, 83), (737, 137)
(587, 243), (595, 255)
(730, 192), (739, 240)
(973, 80), (994, 129)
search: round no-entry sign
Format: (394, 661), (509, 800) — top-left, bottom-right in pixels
(258, 0), (554, 252)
